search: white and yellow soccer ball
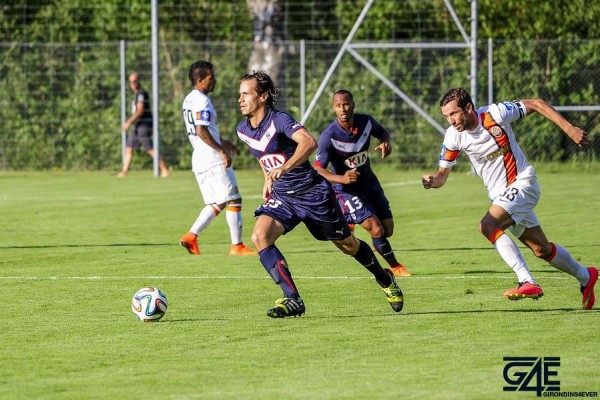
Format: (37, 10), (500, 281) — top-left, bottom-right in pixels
(131, 287), (168, 322)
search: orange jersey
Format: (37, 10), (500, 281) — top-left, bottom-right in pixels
(438, 101), (535, 200)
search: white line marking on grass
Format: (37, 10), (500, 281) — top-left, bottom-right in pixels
(382, 180), (422, 188)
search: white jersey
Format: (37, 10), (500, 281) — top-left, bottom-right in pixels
(438, 101), (536, 200)
(182, 89), (224, 172)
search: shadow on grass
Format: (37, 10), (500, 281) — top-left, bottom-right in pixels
(2, 243), (599, 252)
(283, 243), (600, 254)
(0, 243), (173, 249)
(399, 307), (596, 316)
(159, 307), (597, 323)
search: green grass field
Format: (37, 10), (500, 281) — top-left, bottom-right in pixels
(1, 167), (599, 399)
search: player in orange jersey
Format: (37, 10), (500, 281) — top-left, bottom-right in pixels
(422, 87), (597, 309)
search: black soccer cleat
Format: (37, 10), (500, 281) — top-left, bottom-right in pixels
(381, 269), (404, 312)
(267, 296), (306, 318)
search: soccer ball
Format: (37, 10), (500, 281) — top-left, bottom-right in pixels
(131, 287), (168, 322)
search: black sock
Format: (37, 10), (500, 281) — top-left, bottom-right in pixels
(353, 239), (391, 287)
(372, 235), (400, 267)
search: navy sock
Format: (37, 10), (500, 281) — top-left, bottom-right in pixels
(354, 239), (391, 287)
(258, 245), (299, 297)
(372, 236), (400, 267)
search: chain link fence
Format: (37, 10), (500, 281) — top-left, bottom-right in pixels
(1, 38), (598, 171)
(1, 0), (598, 171)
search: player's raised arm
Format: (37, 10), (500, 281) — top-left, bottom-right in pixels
(520, 98), (589, 148)
(422, 167), (451, 189)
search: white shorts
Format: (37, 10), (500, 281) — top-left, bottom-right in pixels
(195, 166), (241, 205)
(492, 175), (541, 238)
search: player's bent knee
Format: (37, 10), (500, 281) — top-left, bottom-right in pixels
(250, 231), (266, 248)
(369, 225), (385, 238)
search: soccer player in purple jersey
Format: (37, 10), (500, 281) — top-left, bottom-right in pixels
(236, 71), (404, 318)
(315, 89), (411, 277)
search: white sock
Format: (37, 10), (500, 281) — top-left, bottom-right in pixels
(190, 204), (220, 235)
(494, 233), (537, 284)
(226, 203), (243, 245)
(547, 243), (590, 286)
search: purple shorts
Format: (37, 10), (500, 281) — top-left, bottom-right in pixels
(335, 189), (393, 225)
(254, 179), (352, 241)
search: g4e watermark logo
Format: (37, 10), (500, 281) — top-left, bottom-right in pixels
(503, 357), (560, 396)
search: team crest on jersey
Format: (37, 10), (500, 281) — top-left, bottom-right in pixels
(259, 153), (287, 171)
(344, 150), (368, 168)
(490, 126), (503, 137)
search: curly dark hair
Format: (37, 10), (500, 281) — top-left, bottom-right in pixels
(439, 87), (474, 110)
(240, 70), (280, 108)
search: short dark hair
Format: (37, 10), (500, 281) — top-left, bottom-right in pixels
(440, 87), (474, 110)
(188, 60), (214, 86)
(240, 70), (279, 108)
(333, 89), (354, 102)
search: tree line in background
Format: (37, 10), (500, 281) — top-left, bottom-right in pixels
(0, 0), (599, 170)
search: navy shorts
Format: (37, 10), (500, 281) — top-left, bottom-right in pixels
(254, 179), (352, 241)
(128, 124), (153, 151)
(336, 189), (393, 225)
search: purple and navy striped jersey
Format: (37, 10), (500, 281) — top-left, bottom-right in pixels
(237, 108), (320, 193)
(315, 113), (385, 193)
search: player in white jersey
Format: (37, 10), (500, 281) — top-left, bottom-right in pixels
(179, 60), (256, 256)
(422, 87), (597, 309)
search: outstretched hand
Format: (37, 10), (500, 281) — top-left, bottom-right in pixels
(422, 174), (435, 189)
(375, 142), (392, 158)
(566, 126), (589, 149)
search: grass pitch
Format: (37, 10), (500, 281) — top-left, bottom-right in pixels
(1, 167), (599, 399)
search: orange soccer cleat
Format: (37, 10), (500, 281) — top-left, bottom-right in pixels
(229, 243), (257, 256)
(581, 266), (598, 310)
(503, 282), (543, 300)
(391, 264), (412, 277)
(179, 232), (200, 255)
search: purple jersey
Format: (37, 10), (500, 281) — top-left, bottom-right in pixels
(315, 113), (385, 196)
(237, 109), (320, 193)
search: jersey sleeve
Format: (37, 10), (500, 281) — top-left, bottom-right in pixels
(368, 115), (386, 140)
(194, 96), (212, 127)
(274, 112), (304, 138)
(314, 131), (332, 168)
(438, 130), (460, 169)
(496, 100), (527, 124)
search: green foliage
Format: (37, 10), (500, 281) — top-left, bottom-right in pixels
(1, 1), (600, 170)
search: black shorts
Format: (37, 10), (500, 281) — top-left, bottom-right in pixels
(128, 124), (153, 151)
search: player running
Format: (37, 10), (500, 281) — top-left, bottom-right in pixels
(422, 87), (597, 309)
(314, 89), (411, 277)
(236, 71), (404, 318)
